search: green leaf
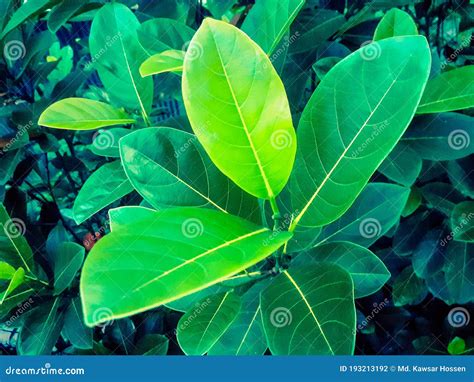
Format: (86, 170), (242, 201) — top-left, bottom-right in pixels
(447, 157), (474, 199)
(392, 266), (427, 306)
(17, 298), (65, 355)
(402, 113), (474, 160)
(448, 337), (466, 355)
(182, 19), (296, 200)
(443, 241), (473, 304)
(378, 143), (422, 187)
(109, 206), (156, 232)
(420, 182), (464, 216)
(402, 187), (422, 217)
(133, 334), (169, 355)
(51, 242), (85, 295)
(165, 283), (230, 313)
(261, 264), (355, 354)
(0, 267), (25, 304)
(373, 8), (418, 41)
(137, 18), (195, 55)
(291, 9), (345, 54)
(139, 50), (185, 77)
(0, 0), (56, 40)
(417, 66), (474, 114)
(47, 0), (88, 33)
(62, 297), (93, 350)
(73, 161), (134, 225)
(38, 98), (135, 130)
(204, 0), (235, 18)
(312, 57), (342, 81)
(315, 183), (409, 247)
(292, 242), (390, 298)
(0, 285), (35, 321)
(241, 0), (305, 54)
(80, 207), (292, 326)
(289, 36), (430, 234)
(412, 229), (446, 278)
(0, 204), (34, 273)
(450, 201), (474, 242)
(209, 281), (268, 355)
(90, 3), (153, 115)
(0, 261), (16, 279)
(177, 291), (241, 355)
(119, 127), (259, 222)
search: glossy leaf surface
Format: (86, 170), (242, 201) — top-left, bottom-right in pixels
(182, 19), (296, 199)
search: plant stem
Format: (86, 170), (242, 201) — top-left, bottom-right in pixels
(269, 197), (284, 269)
(269, 197), (281, 230)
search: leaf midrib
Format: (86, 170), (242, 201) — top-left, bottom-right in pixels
(209, 26), (274, 199)
(131, 228), (268, 294)
(283, 270), (335, 355)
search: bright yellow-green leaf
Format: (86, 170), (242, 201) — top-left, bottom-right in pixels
(0, 267), (25, 304)
(39, 98), (135, 130)
(182, 18), (296, 200)
(80, 207), (292, 326)
(139, 50), (185, 77)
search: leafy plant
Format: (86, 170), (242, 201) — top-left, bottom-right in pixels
(1, 0), (473, 356)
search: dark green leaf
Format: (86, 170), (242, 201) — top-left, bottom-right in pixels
(119, 127), (259, 222)
(73, 161), (134, 225)
(90, 3), (153, 114)
(261, 264), (355, 354)
(292, 242), (390, 298)
(62, 297), (93, 350)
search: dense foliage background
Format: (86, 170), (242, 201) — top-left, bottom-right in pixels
(0, 0), (473, 356)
